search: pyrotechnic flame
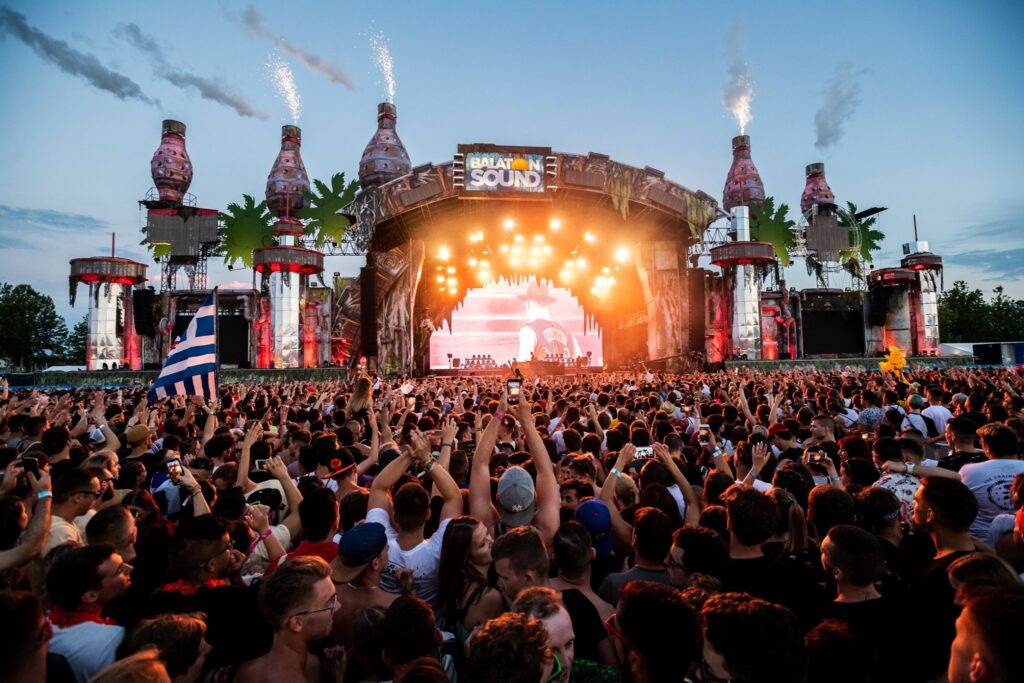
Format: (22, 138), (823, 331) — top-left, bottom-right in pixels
(370, 33), (395, 103)
(267, 53), (301, 123)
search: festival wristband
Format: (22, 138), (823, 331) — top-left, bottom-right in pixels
(610, 468), (622, 477)
(248, 528), (273, 554)
(36, 490), (53, 499)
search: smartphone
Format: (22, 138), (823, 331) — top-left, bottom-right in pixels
(167, 458), (184, 479)
(635, 446), (654, 460)
(254, 459), (268, 471)
(861, 432), (870, 441)
(19, 456), (39, 478)
(698, 424), (710, 446)
(809, 451), (826, 463)
(507, 379), (522, 405)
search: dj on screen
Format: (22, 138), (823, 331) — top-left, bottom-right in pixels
(515, 281), (582, 362)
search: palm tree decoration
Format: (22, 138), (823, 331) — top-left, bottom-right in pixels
(749, 196), (796, 267)
(838, 201), (885, 264)
(217, 195), (275, 268)
(299, 172), (359, 249)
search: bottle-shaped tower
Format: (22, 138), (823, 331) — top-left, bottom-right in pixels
(722, 135), (765, 213)
(358, 102), (412, 189)
(252, 126), (324, 368)
(150, 120), (193, 203)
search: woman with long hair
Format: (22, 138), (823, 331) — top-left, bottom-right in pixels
(435, 516), (503, 647)
(347, 375), (374, 419)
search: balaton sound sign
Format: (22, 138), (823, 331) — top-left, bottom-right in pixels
(456, 144), (552, 197)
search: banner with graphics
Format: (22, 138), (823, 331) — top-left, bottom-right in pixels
(457, 144), (551, 196)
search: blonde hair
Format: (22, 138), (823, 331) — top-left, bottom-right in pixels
(88, 650), (170, 683)
(348, 376), (374, 414)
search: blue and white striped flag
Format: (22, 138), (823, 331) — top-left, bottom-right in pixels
(147, 291), (218, 404)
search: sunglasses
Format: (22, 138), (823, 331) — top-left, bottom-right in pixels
(196, 539), (234, 568)
(72, 490), (103, 498)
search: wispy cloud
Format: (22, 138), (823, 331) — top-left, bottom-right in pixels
(0, 204), (109, 232)
(115, 23), (267, 119)
(944, 248), (1024, 281)
(0, 7), (158, 105)
(239, 6), (354, 90)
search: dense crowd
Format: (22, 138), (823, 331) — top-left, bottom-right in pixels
(2, 365), (1024, 683)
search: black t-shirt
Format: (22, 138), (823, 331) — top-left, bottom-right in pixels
(911, 549), (979, 680)
(560, 588), (607, 664)
(821, 596), (914, 682)
(937, 450), (986, 472)
(721, 555), (820, 626)
(48, 458), (75, 483)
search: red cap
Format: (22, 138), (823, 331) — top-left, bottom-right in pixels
(768, 423), (791, 438)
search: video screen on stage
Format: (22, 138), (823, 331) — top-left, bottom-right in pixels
(429, 278), (603, 370)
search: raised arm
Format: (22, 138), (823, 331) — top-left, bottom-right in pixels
(199, 398), (217, 447)
(411, 430), (463, 522)
(654, 443), (701, 527)
(469, 399), (504, 529)
(235, 423), (263, 493)
(0, 470), (51, 570)
(177, 467), (211, 518)
(267, 455), (304, 538)
(517, 400), (559, 546)
(599, 445), (635, 548)
(369, 446), (415, 512)
(432, 416), (459, 499)
(586, 403), (605, 443)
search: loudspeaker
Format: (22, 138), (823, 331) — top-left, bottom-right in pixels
(869, 286), (887, 327)
(360, 266), (378, 357)
(687, 268), (707, 353)
(133, 289), (156, 336)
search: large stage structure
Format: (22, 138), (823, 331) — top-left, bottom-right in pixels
(68, 110), (945, 376)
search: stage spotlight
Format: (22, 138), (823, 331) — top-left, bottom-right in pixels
(448, 287), (457, 294)
(447, 266), (456, 274)
(550, 218), (561, 230)
(601, 266), (610, 274)
(533, 234), (544, 243)
(559, 269), (572, 282)
(500, 244), (509, 253)
(542, 245), (552, 254)
(511, 245), (522, 255)
(447, 277), (457, 285)
(528, 258), (538, 268)
(503, 218), (515, 229)
(510, 257), (520, 267)
(438, 246), (451, 260)
(584, 232), (596, 243)
(530, 246), (540, 256)
(576, 257), (587, 268)
(436, 275), (445, 283)
(514, 234), (524, 243)
(480, 260), (489, 268)
(614, 246), (629, 262)
(469, 258), (478, 267)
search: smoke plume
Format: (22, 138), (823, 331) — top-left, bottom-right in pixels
(0, 7), (157, 105)
(116, 23), (267, 119)
(721, 18), (753, 135)
(815, 61), (863, 149)
(241, 7), (354, 90)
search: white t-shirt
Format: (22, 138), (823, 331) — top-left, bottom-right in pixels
(45, 517), (83, 555)
(922, 404), (953, 435)
(960, 458), (1024, 539)
(50, 621), (124, 683)
(367, 506), (450, 607)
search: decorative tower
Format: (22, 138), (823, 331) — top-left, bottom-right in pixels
(800, 162), (835, 218)
(252, 126), (324, 368)
(722, 135), (765, 213)
(150, 120), (193, 203)
(901, 241), (943, 356)
(358, 102), (412, 189)
(69, 256), (148, 371)
(801, 163), (847, 265)
(710, 207), (777, 360)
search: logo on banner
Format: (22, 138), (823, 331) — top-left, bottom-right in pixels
(465, 152), (545, 192)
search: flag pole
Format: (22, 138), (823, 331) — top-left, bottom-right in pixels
(213, 286), (220, 397)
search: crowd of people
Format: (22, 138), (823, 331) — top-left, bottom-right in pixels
(1, 365), (1024, 683)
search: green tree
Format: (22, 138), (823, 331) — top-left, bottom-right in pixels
(938, 281), (992, 342)
(749, 196), (796, 267)
(837, 201), (885, 264)
(299, 173), (359, 249)
(67, 315), (88, 363)
(217, 195), (275, 268)
(0, 283), (70, 369)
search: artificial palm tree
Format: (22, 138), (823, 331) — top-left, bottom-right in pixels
(217, 194), (275, 268)
(299, 172), (359, 249)
(749, 196), (796, 267)
(838, 201), (885, 264)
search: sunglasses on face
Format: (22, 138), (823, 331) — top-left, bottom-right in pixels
(196, 539), (234, 568)
(73, 490), (103, 498)
(293, 593), (339, 617)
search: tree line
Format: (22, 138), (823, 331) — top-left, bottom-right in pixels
(0, 283), (86, 370)
(938, 281), (1024, 343)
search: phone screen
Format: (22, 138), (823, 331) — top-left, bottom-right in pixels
(19, 457), (39, 478)
(635, 446), (653, 459)
(167, 459), (184, 478)
(507, 380), (522, 404)
(254, 459), (268, 471)
(699, 424), (710, 445)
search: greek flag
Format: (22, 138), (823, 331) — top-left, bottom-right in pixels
(147, 291), (218, 404)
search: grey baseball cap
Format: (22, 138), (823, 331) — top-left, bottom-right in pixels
(496, 466), (536, 528)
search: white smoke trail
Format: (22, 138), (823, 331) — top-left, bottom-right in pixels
(266, 54), (300, 123)
(815, 61), (864, 149)
(721, 18), (753, 135)
(370, 32), (395, 103)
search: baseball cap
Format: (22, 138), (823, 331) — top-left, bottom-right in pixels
(126, 424), (153, 445)
(768, 423), (792, 439)
(331, 522), (388, 583)
(496, 466), (536, 528)
(575, 499), (613, 557)
(908, 394), (927, 410)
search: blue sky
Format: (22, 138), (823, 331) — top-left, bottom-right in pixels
(1, 0), (1022, 324)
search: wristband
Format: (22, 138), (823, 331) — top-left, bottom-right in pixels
(36, 490), (52, 499)
(248, 528), (273, 554)
(610, 468), (622, 477)
(494, 411), (504, 421)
